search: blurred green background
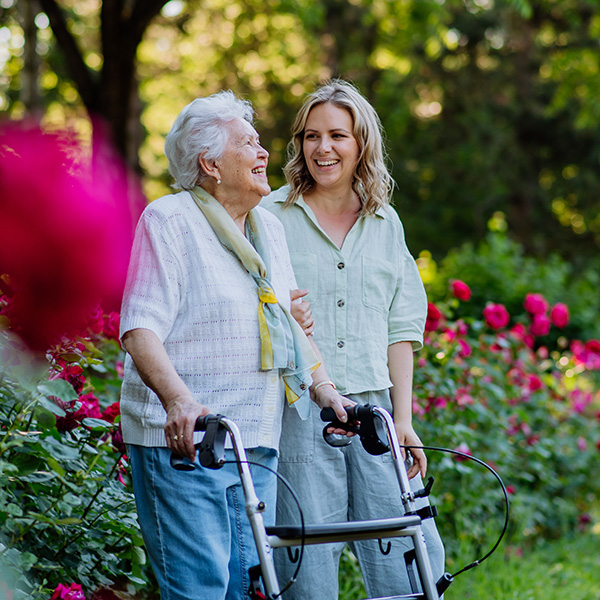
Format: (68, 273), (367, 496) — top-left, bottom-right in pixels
(3, 0), (600, 265)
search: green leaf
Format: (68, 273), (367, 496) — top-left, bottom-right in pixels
(35, 396), (66, 417)
(37, 380), (78, 403)
(81, 417), (112, 430)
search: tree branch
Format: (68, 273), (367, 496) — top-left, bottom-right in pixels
(37, 0), (97, 109)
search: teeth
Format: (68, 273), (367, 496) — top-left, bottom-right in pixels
(252, 167), (265, 174)
(316, 160), (339, 167)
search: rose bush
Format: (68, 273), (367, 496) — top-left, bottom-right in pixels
(0, 314), (152, 600)
(415, 287), (600, 562)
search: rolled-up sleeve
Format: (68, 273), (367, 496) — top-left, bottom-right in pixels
(387, 250), (427, 351)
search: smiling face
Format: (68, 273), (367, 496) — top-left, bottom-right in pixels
(302, 102), (360, 193)
(216, 118), (270, 208)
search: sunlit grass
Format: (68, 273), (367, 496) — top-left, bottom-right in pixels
(338, 532), (600, 600)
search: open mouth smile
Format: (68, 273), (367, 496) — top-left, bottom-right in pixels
(251, 166), (267, 175)
(315, 159), (340, 167)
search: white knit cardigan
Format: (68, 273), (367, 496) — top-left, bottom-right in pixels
(119, 191), (296, 449)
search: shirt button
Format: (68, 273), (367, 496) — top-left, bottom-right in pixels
(337, 340), (345, 348)
(337, 262), (345, 269)
(337, 299), (345, 307)
(300, 383), (307, 390)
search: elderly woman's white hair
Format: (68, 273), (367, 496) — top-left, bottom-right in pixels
(165, 90), (255, 190)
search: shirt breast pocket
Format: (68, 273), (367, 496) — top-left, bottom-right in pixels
(362, 256), (397, 314)
(289, 252), (319, 299)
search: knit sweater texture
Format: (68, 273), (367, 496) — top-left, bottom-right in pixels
(119, 191), (296, 449)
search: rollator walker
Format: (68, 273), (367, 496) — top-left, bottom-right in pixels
(172, 404), (457, 600)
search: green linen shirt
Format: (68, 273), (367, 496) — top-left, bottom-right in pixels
(261, 186), (427, 396)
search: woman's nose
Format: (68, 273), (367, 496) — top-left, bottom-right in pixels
(318, 136), (332, 152)
(258, 144), (269, 158)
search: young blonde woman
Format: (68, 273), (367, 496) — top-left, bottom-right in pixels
(262, 80), (445, 599)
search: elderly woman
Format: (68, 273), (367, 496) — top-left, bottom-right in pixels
(119, 91), (348, 600)
(262, 80), (445, 599)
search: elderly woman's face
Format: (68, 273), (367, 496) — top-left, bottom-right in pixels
(217, 118), (270, 203)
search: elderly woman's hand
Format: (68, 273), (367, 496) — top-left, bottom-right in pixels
(164, 394), (211, 462)
(290, 289), (315, 335)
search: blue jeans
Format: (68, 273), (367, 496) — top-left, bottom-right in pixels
(129, 445), (278, 600)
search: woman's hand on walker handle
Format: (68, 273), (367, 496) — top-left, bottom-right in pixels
(164, 395), (211, 462)
(312, 382), (357, 437)
(395, 422), (427, 479)
(290, 288), (315, 335)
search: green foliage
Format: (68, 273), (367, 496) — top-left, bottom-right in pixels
(5, 0), (600, 262)
(0, 330), (150, 599)
(414, 296), (600, 559)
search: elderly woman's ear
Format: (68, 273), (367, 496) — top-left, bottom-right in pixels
(198, 153), (221, 185)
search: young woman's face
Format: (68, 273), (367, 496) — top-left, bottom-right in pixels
(302, 102), (360, 192)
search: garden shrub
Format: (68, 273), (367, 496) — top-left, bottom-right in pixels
(420, 225), (600, 344)
(0, 314), (152, 600)
(415, 282), (600, 565)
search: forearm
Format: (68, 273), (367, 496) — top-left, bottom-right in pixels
(121, 328), (193, 411)
(388, 341), (415, 426)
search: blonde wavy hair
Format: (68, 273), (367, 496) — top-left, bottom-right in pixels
(283, 79), (394, 215)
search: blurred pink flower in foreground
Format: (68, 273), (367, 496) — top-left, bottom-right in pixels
(0, 122), (142, 352)
(523, 292), (549, 315)
(483, 303), (510, 330)
(550, 303), (570, 328)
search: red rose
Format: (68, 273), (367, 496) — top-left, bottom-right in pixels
(425, 302), (442, 332)
(450, 279), (471, 301)
(550, 303), (569, 328)
(51, 583), (85, 600)
(101, 401), (121, 423)
(585, 339), (600, 354)
(530, 313), (551, 337)
(483, 303), (510, 330)
(523, 293), (549, 315)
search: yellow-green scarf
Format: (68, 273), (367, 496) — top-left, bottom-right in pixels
(190, 186), (318, 419)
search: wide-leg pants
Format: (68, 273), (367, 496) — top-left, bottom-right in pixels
(274, 390), (445, 600)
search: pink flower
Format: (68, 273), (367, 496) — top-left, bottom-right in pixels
(483, 303), (510, 330)
(585, 339), (600, 354)
(0, 123), (140, 352)
(550, 303), (569, 328)
(103, 312), (121, 341)
(523, 293), (549, 315)
(425, 302), (442, 332)
(450, 279), (471, 301)
(101, 401), (121, 423)
(577, 437), (588, 452)
(457, 339), (472, 358)
(506, 485), (515, 495)
(51, 583), (86, 600)
(453, 443), (472, 462)
(527, 374), (543, 391)
(530, 313), (551, 337)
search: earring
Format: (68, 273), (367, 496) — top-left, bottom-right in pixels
(216, 178), (221, 185)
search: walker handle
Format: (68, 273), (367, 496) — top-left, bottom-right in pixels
(169, 414), (225, 471)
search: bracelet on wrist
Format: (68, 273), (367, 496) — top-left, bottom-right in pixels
(313, 380), (336, 393)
